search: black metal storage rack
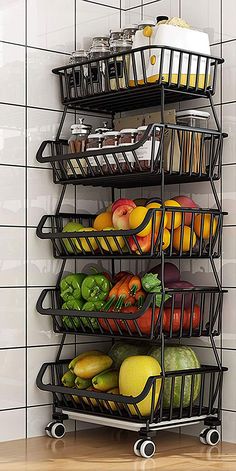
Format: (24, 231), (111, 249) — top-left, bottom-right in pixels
(36, 46), (227, 459)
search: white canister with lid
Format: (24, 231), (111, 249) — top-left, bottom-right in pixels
(129, 20), (156, 86)
(146, 24), (211, 89)
(135, 125), (160, 171)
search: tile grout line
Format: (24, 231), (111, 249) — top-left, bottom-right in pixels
(24, 0), (28, 439)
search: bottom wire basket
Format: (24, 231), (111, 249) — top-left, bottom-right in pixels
(37, 360), (226, 425)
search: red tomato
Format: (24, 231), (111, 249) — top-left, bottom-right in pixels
(162, 308), (183, 333)
(98, 317), (120, 333)
(183, 305), (201, 331)
(120, 306), (160, 335)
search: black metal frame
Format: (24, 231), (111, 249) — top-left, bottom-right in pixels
(36, 123), (225, 188)
(35, 46), (228, 441)
(51, 45), (224, 113)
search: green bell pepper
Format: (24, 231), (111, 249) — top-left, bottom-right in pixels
(141, 273), (171, 307)
(62, 297), (84, 329)
(80, 300), (105, 330)
(81, 274), (110, 302)
(60, 273), (86, 302)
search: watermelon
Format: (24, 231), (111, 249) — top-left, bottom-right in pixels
(108, 342), (148, 369)
(149, 345), (201, 408)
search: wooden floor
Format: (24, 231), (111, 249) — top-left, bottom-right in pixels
(0, 428), (235, 471)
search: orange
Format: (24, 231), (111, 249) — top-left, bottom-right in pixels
(194, 214), (217, 239)
(173, 226), (197, 253)
(93, 212), (113, 231)
(98, 227), (125, 252)
(164, 199), (182, 230)
(129, 206), (152, 237)
(161, 228), (171, 251)
(146, 202), (168, 233)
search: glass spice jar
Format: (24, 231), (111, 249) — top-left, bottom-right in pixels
(109, 31), (132, 90)
(134, 125), (161, 172)
(68, 118), (92, 177)
(68, 49), (88, 98)
(95, 121), (113, 134)
(88, 37), (110, 94)
(102, 131), (121, 174)
(119, 128), (138, 172)
(123, 24), (138, 45)
(86, 133), (103, 176)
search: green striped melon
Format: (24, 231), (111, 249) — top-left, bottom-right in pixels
(149, 345), (201, 409)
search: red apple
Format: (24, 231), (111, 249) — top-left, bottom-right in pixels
(112, 205), (134, 230)
(173, 195), (199, 226)
(112, 198), (136, 213)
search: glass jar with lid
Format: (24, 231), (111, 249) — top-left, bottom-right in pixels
(68, 49), (88, 98)
(123, 24), (138, 45)
(109, 30), (132, 90)
(129, 20), (156, 87)
(102, 131), (121, 174)
(88, 37), (110, 94)
(176, 110), (210, 175)
(86, 133), (103, 176)
(68, 118), (92, 177)
(134, 125), (161, 172)
(119, 128), (138, 172)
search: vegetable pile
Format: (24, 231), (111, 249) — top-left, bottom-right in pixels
(59, 263), (201, 336)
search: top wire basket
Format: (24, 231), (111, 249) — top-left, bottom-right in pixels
(52, 46), (224, 112)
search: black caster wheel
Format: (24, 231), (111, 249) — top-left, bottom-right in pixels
(133, 439), (156, 458)
(45, 421), (66, 439)
(200, 428), (220, 446)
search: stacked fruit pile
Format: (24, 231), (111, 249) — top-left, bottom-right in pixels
(61, 342), (201, 416)
(62, 195), (217, 255)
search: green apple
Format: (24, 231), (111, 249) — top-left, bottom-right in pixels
(62, 221), (84, 253)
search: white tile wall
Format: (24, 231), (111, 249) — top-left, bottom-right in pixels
(27, 0), (75, 53)
(0, 104), (25, 166)
(0, 0), (235, 446)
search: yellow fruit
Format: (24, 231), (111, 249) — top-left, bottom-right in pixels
(104, 388), (120, 411)
(194, 214), (217, 239)
(93, 212), (113, 231)
(76, 228), (98, 252)
(164, 199), (182, 230)
(173, 226), (197, 252)
(146, 202), (167, 233)
(72, 395), (80, 404)
(161, 228), (171, 251)
(129, 206), (152, 237)
(98, 227), (125, 252)
(119, 356), (161, 416)
(74, 354), (113, 379)
(82, 387), (99, 407)
(69, 350), (103, 372)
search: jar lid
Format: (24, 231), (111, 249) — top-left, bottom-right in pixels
(138, 19), (156, 28)
(95, 122), (112, 133)
(92, 36), (109, 40)
(71, 118), (91, 134)
(137, 125), (160, 131)
(120, 128), (138, 134)
(88, 133), (101, 139)
(123, 24), (138, 31)
(176, 110), (210, 119)
(110, 29), (123, 34)
(103, 131), (121, 137)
